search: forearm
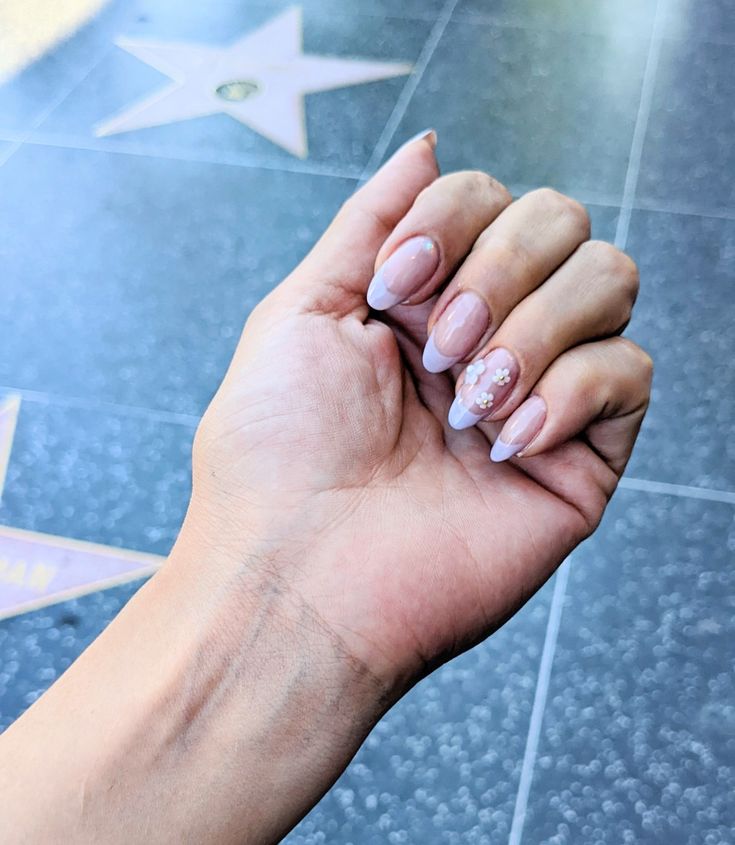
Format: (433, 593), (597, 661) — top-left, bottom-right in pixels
(0, 532), (388, 844)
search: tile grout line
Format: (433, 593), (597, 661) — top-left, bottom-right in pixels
(614, 0), (666, 249)
(358, 0), (460, 183)
(4, 385), (735, 502)
(6, 125), (735, 222)
(619, 476), (735, 505)
(509, 4), (667, 841)
(0, 130), (362, 182)
(0, 43), (114, 171)
(0, 385), (200, 428)
(507, 560), (571, 845)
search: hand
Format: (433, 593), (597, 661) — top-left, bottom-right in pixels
(187, 132), (652, 692)
(0, 133), (653, 845)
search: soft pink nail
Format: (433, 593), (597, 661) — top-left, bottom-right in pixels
(448, 348), (518, 430)
(423, 291), (490, 373)
(490, 395), (547, 462)
(366, 236), (439, 310)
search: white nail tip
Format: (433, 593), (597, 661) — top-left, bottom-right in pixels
(366, 274), (402, 310)
(422, 334), (458, 373)
(396, 128), (437, 154)
(448, 396), (480, 430)
(490, 439), (523, 463)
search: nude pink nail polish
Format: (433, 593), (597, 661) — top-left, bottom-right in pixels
(423, 291), (490, 373)
(490, 395), (547, 462)
(366, 236), (439, 310)
(448, 348), (518, 430)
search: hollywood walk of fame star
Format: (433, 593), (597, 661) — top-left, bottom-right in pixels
(96, 6), (413, 158)
(0, 395), (162, 621)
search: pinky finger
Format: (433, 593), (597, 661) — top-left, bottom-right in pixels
(490, 337), (653, 476)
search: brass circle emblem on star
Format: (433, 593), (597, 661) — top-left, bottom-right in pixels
(215, 80), (261, 102)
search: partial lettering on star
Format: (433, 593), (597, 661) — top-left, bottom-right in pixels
(96, 7), (413, 158)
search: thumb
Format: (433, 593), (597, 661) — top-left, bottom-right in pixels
(282, 130), (440, 316)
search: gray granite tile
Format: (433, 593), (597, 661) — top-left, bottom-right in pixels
(522, 490), (735, 844)
(454, 0), (656, 38)
(0, 398), (192, 553)
(287, 585), (552, 845)
(34, 6), (430, 172)
(623, 210), (735, 490)
(662, 0), (735, 45)
(0, 144), (354, 415)
(587, 204), (619, 243)
(391, 22), (649, 203)
(0, 581), (144, 732)
(0, 397), (193, 729)
(637, 38), (735, 213)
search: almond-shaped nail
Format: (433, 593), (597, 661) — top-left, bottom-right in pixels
(423, 291), (490, 373)
(395, 128), (437, 154)
(367, 236), (439, 310)
(490, 395), (547, 462)
(448, 348), (518, 430)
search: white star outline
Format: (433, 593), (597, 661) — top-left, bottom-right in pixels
(95, 6), (413, 158)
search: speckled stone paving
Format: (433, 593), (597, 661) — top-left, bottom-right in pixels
(1, 1), (733, 842)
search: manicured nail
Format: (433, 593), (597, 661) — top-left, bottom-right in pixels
(367, 236), (439, 310)
(396, 128), (437, 154)
(490, 395), (547, 462)
(423, 291), (490, 373)
(448, 348), (518, 430)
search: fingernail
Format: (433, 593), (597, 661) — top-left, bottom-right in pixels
(367, 236), (439, 310)
(396, 128), (437, 154)
(448, 348), (518, 430)
(490, 395), (547, 462)
(423, 291), (490, 373)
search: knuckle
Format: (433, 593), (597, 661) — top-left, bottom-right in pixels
(460, 169), (512, 207)
(528, 187), (590, 238)
(617, 337), (654, 382)
(584, 241), (640, 302)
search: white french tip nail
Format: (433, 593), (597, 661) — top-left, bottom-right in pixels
(490, 439), (523, 463)
(448, 396), (480, 430)
(396, 128), (437, 155)
(366, 272), (402, 310)
(422, 334), (459, 373)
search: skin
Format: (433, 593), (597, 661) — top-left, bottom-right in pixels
(0, 135), (651, 844)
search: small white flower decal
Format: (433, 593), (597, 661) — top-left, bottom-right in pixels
(465, 360), (486, 386)
(492, 367), (511, 386)
(475, 391), (494, 410)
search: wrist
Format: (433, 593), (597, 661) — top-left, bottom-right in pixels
(1, 524), (390, 845)
(149, 526), (392, 841)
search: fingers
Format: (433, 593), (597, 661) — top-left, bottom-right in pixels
(423, 188), (590, 372)
(489, 338), (653, 476)
(282, 129), (440, 315)
(448, 240), (639, 430)
(366, 171), (512, 310)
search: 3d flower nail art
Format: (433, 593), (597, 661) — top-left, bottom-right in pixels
(492, 368), (510, 386)
(448, 348), (519, 431)
(464, 360), (486, 385)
